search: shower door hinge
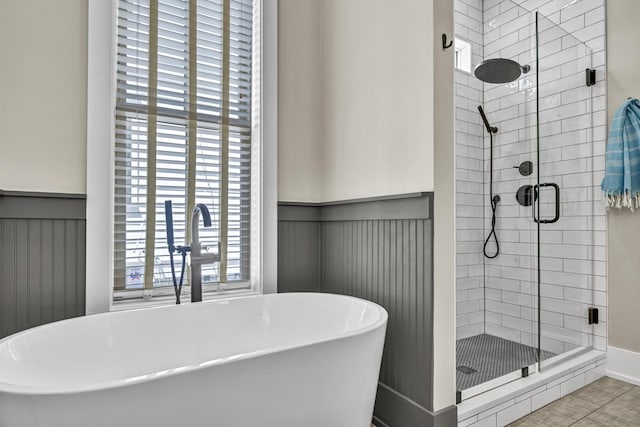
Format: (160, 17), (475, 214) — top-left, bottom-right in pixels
(588, 307), (599, 325)
(586, 68), (597, 87)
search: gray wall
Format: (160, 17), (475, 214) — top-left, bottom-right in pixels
(278, 194), (455, 427)
(278, 206), (322, 293)
(606, 0), (640, 354)
(0, 192), (86, 338)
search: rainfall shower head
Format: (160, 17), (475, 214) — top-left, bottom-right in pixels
(474, 58), (531, 84)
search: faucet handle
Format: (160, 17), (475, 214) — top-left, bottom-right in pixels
(201, 242), (221, 254)
(191, 241), (222, 265)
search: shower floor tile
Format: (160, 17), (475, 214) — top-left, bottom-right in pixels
(457, 334), (556, 391)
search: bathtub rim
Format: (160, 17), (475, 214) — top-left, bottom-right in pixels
(0, 292), (387, 396)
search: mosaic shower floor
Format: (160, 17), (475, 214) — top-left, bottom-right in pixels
(457, 334), (556, 391)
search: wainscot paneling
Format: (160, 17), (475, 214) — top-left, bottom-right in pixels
(277, 194), (447, 426)
(0, 191), (86, 338)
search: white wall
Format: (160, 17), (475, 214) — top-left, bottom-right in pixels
(322, 0), (434, 202)
(0, 0), (87, 194)
(278, 0), (435, 203)
(277, 0), (325, 203)
(432, 0), (457, 411)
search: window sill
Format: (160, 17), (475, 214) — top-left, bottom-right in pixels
(110, 288), (261, 312)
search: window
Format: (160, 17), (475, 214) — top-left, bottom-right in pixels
(114, 0), (254, 300)
(454, 37), (471, 73)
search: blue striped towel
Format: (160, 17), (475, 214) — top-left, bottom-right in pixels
(601, 98), (640, 211)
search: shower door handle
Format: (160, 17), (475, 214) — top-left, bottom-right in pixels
(533, 183), (560, 224)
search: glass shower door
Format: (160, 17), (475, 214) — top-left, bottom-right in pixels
(457, 6), (541, 401)
(535, 12), (596, 370)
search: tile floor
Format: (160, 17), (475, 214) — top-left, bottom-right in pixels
(508, 377), (640, 426)
(457, 334), (556, 390)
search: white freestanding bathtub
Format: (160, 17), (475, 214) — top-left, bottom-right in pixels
(0, 292), (387, 427)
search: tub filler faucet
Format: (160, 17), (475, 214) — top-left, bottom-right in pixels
(190, 204), (221, 303)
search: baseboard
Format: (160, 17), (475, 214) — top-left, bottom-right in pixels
(606, 346), (640, 386)
(373, 383), (457, 427)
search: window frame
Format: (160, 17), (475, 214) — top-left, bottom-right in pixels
(86, 0), (277, 313)
(454, 37), (472, 74)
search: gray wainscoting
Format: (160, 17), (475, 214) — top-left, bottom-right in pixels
(278, 206), (322, 293)
(278, 193), (455, 427)
(0, 191), (86, 338)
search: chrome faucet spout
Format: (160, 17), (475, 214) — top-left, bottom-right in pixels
(189, 203), (220, 303)
(191, 203), (212, 244)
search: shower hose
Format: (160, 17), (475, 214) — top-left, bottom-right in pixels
(484, 132), (500, 259)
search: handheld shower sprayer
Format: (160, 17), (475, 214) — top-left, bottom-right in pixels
(165, 200), (190, 304)
(478, 105), (498, 134)
(478, 106), (500, 259)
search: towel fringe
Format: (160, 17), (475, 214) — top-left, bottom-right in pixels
(603, 191), (640, 212)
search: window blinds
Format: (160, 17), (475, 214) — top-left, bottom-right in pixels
(114, 0), (253, 294)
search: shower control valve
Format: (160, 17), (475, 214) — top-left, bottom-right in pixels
(513, 161), (533, 177)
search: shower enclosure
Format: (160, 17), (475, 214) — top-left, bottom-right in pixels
(454, 0), (606, 401)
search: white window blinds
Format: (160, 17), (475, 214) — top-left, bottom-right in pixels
(114, 0), (253, 296)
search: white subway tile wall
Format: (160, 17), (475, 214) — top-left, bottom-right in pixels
(455, 0), (607, 358)
(456, 0), (486, 340)
(483, 0), (607, 356)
